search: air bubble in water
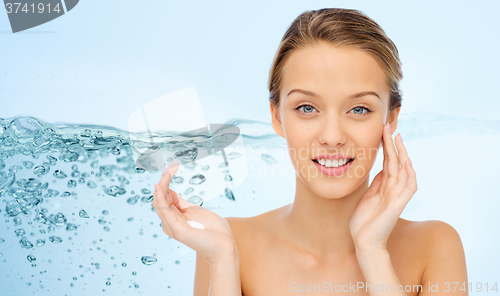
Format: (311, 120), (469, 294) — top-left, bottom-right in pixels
(227, 152), (241, 159)
(189, 174), (206, 185)
(53, 170), (67, 179)
(127, 195), (139, 205)
(49, 236), (62, 243)
(104, 185), (126, 196)
(15, 228), (25, 236)
(27, 255), (36, 262)
(67, 180), (77, 188)
(261, 153), (278, 164)
(174, 147), (198, 161)
(141, 188), (151, 194)
(201, 165), (209, 170)
(141, 256), (157, 265)
(33, 165), (49, 176)
(20, 237), (34, 249)
(23, 161), (35, 169)
(60, 151), (79, 162)
(79, 209), (89, 218)
(36, 239), (45, 247)
(186, 195), (203, 206)
(172, 176), (184, 184)
(225, 187), (235, 201)
(66, 223), (77, 231)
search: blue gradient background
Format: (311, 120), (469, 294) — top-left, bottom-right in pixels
(1, 0), (499, 295)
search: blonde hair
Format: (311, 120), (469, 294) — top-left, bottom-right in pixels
(268, 8), (403, 111)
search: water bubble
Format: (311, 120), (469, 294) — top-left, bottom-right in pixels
(59, 151), (79, 162)
(106, 281), (111, 286)
(71, 171), (80, 178)
(53, 212), (67, 226)
(104, 185), (126, 196)
(9, 165), (23, 173)
(20, 237), (34, 249)
(0, 159), (5, 170)
(225, 187), (235, 201)
(141, 188), (151, 194)
(47, 225), (55, 233)
(174, 147), (198, 161)
(201, 165), (210, 170)
(78, 177), (85, 184)
(66, 223), (77, 231)
(53, 170), (67, 179)
(13, 217), (22, 225)
(45, 189), (59, 197)
(127, 195), (139, 205)
(175, 260), (180, 265)
(225, 174), (233, 182)
(141, 195), (154, 203)
(49, 236), (63, 243)
(261, 153), (278, 164)
(90, 160), (99, 168)
(185, 187), (194, 195)
(122, 262), (127, 267)
(218, 162), (228, 168)
(103, 226), (110, 232)
(46, 155), (58, 165)
(98, 219), (107, 225)
(132, 271), (137, 275)
(61, 191), (71, 197)
(71, 164), (78, 171)
(227, 152), (241, 159)
(0, 238), (5, 243)
(27, 255), (36, 262)
(33, 165), (49, 176)
(186, 195), (203, 206)
(140, 256), (157, 265)
(189, 174), (206, 185)
(9, 117), (43, 143)
(79, 209), (89, 218)
(135, 168), (145, 174)
(22, 161), (34, 169)
(67, 180), (77, 188)
(172, 176), (184, 184)
(15, 228), (25, 236)
(36, 239), (45, 247)
(87, 181), (97, 188)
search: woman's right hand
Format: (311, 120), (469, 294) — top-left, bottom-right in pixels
(152, 160), (238, 264)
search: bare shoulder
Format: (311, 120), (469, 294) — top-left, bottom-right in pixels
(225, 204), (290, 246)
(394, 218), (467, 273)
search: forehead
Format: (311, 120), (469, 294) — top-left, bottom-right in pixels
(281, 42), (389, 104)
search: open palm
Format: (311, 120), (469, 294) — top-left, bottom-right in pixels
(152, 161), (237, 263)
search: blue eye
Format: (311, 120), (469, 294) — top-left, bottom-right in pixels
(296, 104), (317, 114)
(350, 106), (372, 115)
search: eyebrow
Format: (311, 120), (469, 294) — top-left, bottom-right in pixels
(287, 89), (380, 100)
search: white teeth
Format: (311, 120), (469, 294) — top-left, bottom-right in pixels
(316, 158), (351, 168)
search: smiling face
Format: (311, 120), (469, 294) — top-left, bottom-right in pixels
(271, 41), (401, 199)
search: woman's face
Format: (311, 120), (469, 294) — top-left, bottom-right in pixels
(271, 42), (400, 199)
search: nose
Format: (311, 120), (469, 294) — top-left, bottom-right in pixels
(317, 115), (347, 148)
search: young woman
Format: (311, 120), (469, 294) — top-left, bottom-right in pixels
(152, 8), (468, 296)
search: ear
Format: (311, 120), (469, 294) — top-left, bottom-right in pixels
(270, 103), (285, 138)
(386, 106), (401, 135)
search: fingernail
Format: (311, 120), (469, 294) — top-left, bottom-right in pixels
(399, 133), (403, 143)
(387, 123), (391, 133)
(162, 169), (168, 177)
(409, 158), (412, 167)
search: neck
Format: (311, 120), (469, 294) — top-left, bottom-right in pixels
(283, 174), (370, 261)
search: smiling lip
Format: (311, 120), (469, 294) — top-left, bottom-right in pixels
(312, 154), (355, 176)
(313, 154), (354, 160)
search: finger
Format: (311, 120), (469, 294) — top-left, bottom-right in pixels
(159, 160), (180, 209)
(152, 184), (174, 235)
(383, 122), (399, 180)
(155, 183), (191, 239)
(401, 160), (417, 201)
(394, 133), (410, 168)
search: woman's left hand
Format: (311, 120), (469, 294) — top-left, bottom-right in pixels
(349, 122), (417, 253)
